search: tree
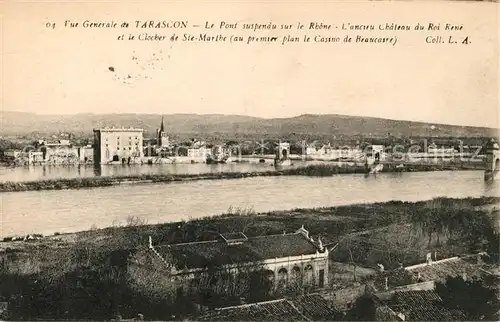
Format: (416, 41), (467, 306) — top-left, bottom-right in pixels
(343, 236), (365, 282)
(436, 276), (500, 321)
(343, 294), (376, 321)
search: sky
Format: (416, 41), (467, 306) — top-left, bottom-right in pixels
(1, 1), (498, 128)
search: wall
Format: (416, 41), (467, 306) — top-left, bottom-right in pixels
(322, 284), (367, 310)
(94, 129), (144, 164)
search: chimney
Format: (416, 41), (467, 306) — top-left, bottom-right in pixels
(426, 252), (433, 265)
(296, 225), (309, 238)
(384, 277), (389, 290)
(148, 236), (153, 249)
(434, 251), (437, 261)
(318, 237), (324, 252)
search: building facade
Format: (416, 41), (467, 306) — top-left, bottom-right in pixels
(93, 128), (144, 164)
(147, 226), (329, 292)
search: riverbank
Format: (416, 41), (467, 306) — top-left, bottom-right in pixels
(0, 162), (485, 192)
(1, 196), (498, 320)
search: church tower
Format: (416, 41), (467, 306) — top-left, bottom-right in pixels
(157, 116), (169, 148)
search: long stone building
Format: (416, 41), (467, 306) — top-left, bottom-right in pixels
(148, 226), (329, 291)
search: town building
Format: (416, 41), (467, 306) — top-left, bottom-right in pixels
(39, 139), (86, 165)
(93, 128), (144, 164)
(27, 151), (44, 164)
(185, 140), (212, 162)
(3, 150), (21, 160)
(147, 226), (329, 291)
(368, 254), (499, 321)
(187, 146), (211, 159)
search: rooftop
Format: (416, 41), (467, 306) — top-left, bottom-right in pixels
(199, 294), (338, 321)
(386, 290), (466, 321)
(372, 256), (490, 292)
(94, 128), (144, 132)
(405, 257), (485, 282)
(153, 228), (324, 270)
(199, 299), (307, 321)
(292, 294), (340, 320)
(220, 232), (248, 244)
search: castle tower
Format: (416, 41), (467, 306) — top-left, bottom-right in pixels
(157, 116), (169, 148)
(484, 139), (500, 181)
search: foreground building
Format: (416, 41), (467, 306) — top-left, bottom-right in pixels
(93, 128), (144, 164)
(199, 294), (340, 321)
(369, 254), (499, 321)
(373, 286), (467, 321)
(148, 226), (329, 290)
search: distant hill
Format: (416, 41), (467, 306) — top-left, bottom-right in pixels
(0, 111), (497, 138)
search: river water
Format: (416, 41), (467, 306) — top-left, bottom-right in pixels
(1, 170), (498, 237)
(0, 162), (283, 183)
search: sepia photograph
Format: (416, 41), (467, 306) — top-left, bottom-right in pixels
(0, 0), (499, 321)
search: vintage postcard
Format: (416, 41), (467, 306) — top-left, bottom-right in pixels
(0, 0), (499, 321)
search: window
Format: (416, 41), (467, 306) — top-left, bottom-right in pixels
(292, 266), (301, 281)
(264, 270), (275, 283)
(304, 265), (314, 285)
(278, 268), (288, 287)
(319, 269), (325, 288)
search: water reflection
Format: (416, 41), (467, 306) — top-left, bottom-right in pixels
(0, 161), (284, 183)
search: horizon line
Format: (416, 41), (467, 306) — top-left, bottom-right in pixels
(1, 110), (498, 130)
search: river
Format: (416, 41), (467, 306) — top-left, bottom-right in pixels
(0, 162), (282, 183)
(1, 170), (498, 237)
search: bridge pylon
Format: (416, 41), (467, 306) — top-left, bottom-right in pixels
(484, 139), (500, 181)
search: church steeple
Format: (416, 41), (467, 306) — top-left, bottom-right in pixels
(157, 116), (169, 148)
(159, 116), (165, 133)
